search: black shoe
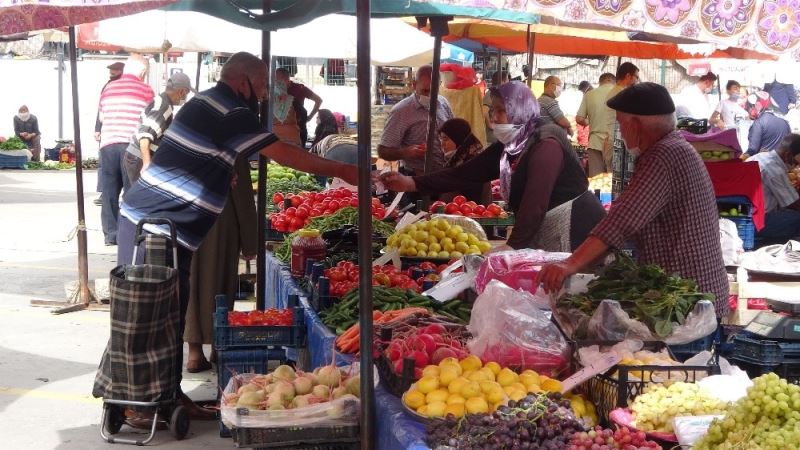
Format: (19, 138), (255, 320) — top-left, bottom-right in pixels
(93, 198), (102, 205)
(105, 241), (117, 246)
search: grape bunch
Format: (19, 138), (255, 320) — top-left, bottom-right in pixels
(426, 392), (585, 450)
(568, 426), (662, 450)
(694, 373), (800, 450)
(631, 382), (728, 433)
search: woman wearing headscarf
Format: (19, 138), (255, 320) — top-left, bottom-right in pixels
(381, 81), (606, 252)
(272, 78), (302, 146)
(312, 109), (340, 146)
(438, 118), (491, 204)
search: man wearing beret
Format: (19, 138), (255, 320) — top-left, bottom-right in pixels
(538, 82), (729, 318)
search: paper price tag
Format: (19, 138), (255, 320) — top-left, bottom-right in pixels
(559, 353), (621, 393)
(383, 192), (404, 219)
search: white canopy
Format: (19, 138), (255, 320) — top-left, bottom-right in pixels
(88, 11), (470, 66)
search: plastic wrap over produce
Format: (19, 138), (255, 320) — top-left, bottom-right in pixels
(553, 299), (718, 345)
(431, 214), (487, 241)
(468, 280), (570, 376)
(474, 249), (571, 298)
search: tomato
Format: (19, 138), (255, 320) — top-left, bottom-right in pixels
(482, 210), (494, 218)
(290, 196), (302, 207)
(295, 208), (309, 220)
(285, 206), (297, 217)
(429, 200), (446, 214)
(372, 197), (382, 207)
(311, 207), (324, 217)
(328, 200), (340, 210)
(290, 217), (304, 230)
(486, 203), (502, 216)
(459, 204), (473, 216)
(328, 269), (347, 282)
(348, 268), (359, 282)
(444, 202), (460, 214)
(273, 217), (287, 232)
(465, 201), (478, 210)
(453, 195), (467, 205)
(419, 261), (437, 271)
(374, 208), (386, 218)
(373, 273), (391, 287)
(474, 205), (486, 215)
(349, 198), (359, 207)
(272, 193), (284, 204)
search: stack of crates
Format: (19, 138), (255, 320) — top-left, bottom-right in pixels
(716, 195), (755, 250)
(730, 333), (800, 384)
(214, 294), (305, 437)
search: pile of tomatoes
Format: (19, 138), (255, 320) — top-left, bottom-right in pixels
(227, 309), (294, 327)
(269, 188), (386, 233)
(429, 195), (507, 219)
(322, 261), (448, 298)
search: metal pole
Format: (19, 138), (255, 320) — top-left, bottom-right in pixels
(67, 27), (91, 306)
(526, 27), (535, 87)
(423, 35), (443, 176)
(257, 0), (272, 311)
(58, 43), (64, 138)
(660, 60), (666, 86)
(195, 52), (203, 93)
(498, 48), (503, 85)
(355, 1), (375, 448)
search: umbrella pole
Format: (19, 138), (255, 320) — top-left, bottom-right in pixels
(58, 43), (65, 138)
(423, 16), (450, 178)
(257, 0), (273, 311)
(526, 27), (535, 87)
(195, 52), (202, 93)
(67, 26), (91, 308)
(355, 1), (375, 448)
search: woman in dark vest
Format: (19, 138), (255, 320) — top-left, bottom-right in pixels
(381, 81), (606, 252)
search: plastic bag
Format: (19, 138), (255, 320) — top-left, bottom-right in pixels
(220, 364), (378, 429)
(719, 218), (743, 266)
(663, 300), (719, 345)
(674, 415), (726, 446)
(467, 280), (570, 376)
(474, 249), (570, 299)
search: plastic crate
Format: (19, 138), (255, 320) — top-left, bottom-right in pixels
(0, 154), (27, 169)
(728, 215), (755, 250)
(716, 196), (753, 216)
(214, 295), (305, 350)
(265, 224), (287, 242)
(667, 330), (718, 362)
(217, 348), (289, 437)
(576, 341), (719, 424)
(231, 423), (359, 449)
(730, 356), (800, 385)
(731, 334), (800, 365)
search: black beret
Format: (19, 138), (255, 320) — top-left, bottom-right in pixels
(107, 62), (125, 70)
(606, 82), (675, 115)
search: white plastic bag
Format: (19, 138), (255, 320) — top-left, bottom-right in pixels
(467, 280), (570, 376)
(719, 218), (743, 266)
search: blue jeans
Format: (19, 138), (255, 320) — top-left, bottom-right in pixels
(99, 143), (130, 244)
(757, 209), (800, 246)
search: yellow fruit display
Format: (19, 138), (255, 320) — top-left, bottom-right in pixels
(448, 377), (469, 395)
(496, 368), (519, 387)
(459, 355), (482, 372)
(426, 400), (447, 418)
(404, 391), (425, 409)
(444, 403), (465, 418)
(483, 361), (501, 376)
(519, 372), (540, 387)
(446, 395), (465, 405)
(426, 389), (449, 404)
(460, 381), (482, 399)
(417, 376), (439, 394)
(422, 366), (440, 378)
(387, 219), (493, 257)
(540, 378), (562, 393)
(465, 397), (489, 414)
(438, 367), (459, 387)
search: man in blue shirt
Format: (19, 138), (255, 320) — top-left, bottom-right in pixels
(747, 97), (791, 156)
(117, 52), (357, 420)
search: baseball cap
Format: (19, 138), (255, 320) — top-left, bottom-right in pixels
(107, 62), (125, 71)
(167, 72), (196, 93)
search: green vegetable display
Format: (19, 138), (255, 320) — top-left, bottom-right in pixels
(274, 207), (395, 262)
(320, 286), (470, 334)
(0, 137), (28, 151)
(561, 253), (713, 338)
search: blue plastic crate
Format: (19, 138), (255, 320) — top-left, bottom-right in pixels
(217, 347), (289, 437)
(716, 195), (754, 216)
(0, 154), (27, 169)
(732, 334), (800, 365)
(214, 295), (305, 350)
(667, 330), (718, 362)
(728, 215), (755, 250)
(730, 356), (800, 385)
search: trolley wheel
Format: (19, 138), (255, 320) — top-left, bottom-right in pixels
(169, 405), (190, 440)
(104, 404), (125, 435)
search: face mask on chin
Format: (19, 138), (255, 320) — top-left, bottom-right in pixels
(494, 124), (522, 145)
(417, 94), (431, 110)
(17, 112), (30, 121)
(239, 78), (260, 114)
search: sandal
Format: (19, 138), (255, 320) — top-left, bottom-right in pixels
(186, 359), (212, 373)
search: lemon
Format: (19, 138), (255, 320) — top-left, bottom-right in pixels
(479, 380), (500, 394)
(417, 376), (439, 394)
(526, 382), (542, 393)
(439, 357), (460, 368)
(426, 400), (447, 418)
(449, 251), (463, 259)
(439, 367), (459, 387)
(483, 361), (501, 376)
(509, 390), (527, 402)
(459, 355), (482, 372)
(468, 370), (489, 383)
(416, 404), (428, 415)
(477, 241), (492, 253)
(519, 372), (540, 387)
(497, 368), (519, 387)
(444, 403), (466, 418)
(541, 379), (562, 393)
(509, 382), (527, 393)
(467, 234), (479, 246)
(486, 386), (505, 404)
(446, 395), (466, 405)
(417, 250), (428, 257)
(448, 377), (469, 395)
(426, 389), (449, 404)
(422, 365), (440, 378)
(403, 391), (425, 409)
(415, 242), (428, 252)
(465, 397), (489, 414)
(428, 243), (442, 253)
(460, 381), (482, 399)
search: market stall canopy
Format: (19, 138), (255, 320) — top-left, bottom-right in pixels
(415, 18), (775, 60)
(80, 11), (474, 66)
(0, 0), (175, 35)
(163, 0), (800, 60)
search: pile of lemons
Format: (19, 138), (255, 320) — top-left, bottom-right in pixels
(402, 355), (563, 419)
(386, 219), (492, 259)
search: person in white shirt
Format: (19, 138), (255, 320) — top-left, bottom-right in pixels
(711, 80), (748, 130)
(676, 72), (718, 120)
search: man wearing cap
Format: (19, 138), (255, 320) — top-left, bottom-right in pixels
(538, 82), (729, 318)
(122, 71), (195, 187)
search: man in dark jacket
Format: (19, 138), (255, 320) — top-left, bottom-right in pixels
(13, 105), (41, 161)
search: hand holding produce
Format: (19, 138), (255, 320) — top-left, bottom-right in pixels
(387, 218), (492, 259)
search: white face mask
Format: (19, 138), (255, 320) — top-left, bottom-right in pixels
(621, 123), (641, 157)
(417, 94), (431, 110)
(494, 124), (522, 144)
(554, 86), (563, 98)
(17, 112), (30, 121)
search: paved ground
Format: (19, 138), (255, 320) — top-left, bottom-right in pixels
(0, 170), (232, 449)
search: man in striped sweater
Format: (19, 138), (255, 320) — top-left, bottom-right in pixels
(97, 55), (154, 246)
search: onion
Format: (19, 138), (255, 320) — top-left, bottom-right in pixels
(272, 364), (296, 382)
(312, 384), (330, 399)
(237, 383), (260, 395)
(345, 376), (360, 397)
(272, 380), (296, 402)
(317, 365), (342, 387)
(237, 390), (265, 409)
(291, 394), (310, 408)
(293, 376), (313, 395)
(331, 386), (348, 400)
